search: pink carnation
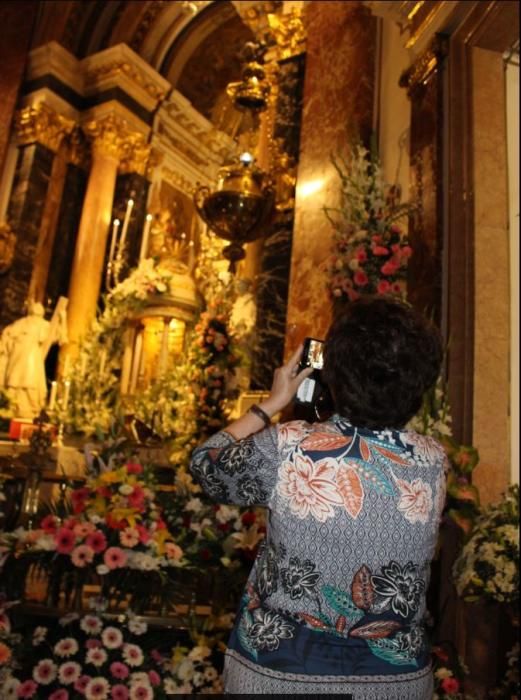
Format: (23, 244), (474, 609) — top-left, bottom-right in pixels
(110, 662), (130, 679)
(49, 690), (69, 700)
(17, 680), (38, 698)
(111, 686), (129, 700)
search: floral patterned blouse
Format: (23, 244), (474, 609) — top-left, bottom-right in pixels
(190, 415), (447, 694)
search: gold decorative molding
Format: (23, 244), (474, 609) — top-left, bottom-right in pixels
(0, 222), (16, 275)
(399, 35), (448, 97)
(161, 167), (197, 196)
(84, 61), (168, 103)
(157, 123), (210, 168)
(14, 103), (76, 152)
(130, 1), (168, 53)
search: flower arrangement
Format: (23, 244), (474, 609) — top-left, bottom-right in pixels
(2, 607), (179, 699)
(325, 142), (414, 302)
(1, 443), (186, 613)
(452, 484), (519, 605)
(431, 644), (474, 700)
(165, 642), (224, 694)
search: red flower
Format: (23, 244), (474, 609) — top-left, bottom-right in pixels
(127, 486), (145, 509)
(241, 511), (256, 526)
(441, 677), (460, 693)
(55, 527), (76, 554)
(353, 270), (369, 287)
(377, 280), (391, 295)
(86, 530), (107, 553)
(106, 514), (126, 530)
(41, 514), (58, 533)
(355, 247), (368, 262)
(380, 260), (399, 276)
(401, 245), (413, 258)
(372, 245), (390, 256)
(71, 487), (90, 514)
(126, 461), (143, 475)
(136, 524), (151, 544)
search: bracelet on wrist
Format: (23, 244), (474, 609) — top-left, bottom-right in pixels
(248, 403), (272, 427)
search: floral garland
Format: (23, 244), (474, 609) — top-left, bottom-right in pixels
(325, 142), (414, 302)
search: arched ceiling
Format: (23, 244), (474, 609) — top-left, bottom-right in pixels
(30, 0), (257, 129)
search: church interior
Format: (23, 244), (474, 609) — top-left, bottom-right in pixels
(0, 0), (518, 697)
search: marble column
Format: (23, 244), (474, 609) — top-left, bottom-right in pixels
(65, 115), (127, 356)
(0, 104), (74, 327)
(285, 1), (377, 354)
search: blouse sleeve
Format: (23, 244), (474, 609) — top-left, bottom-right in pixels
(189, 426), (280, 507)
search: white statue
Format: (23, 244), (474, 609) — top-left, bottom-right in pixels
(0, 298), (68, 418)
(230, 277), (257, 336)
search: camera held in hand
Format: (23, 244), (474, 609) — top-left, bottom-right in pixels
(296, 337), (324, 404)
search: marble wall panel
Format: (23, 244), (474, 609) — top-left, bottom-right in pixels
(0, 144), (54, 328)
(285, 1), (376, 354)
(0, 1), (39, 176)
(471, 47), (510, 505)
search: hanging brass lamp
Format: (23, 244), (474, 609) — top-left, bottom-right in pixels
(193, 152), (274, 272)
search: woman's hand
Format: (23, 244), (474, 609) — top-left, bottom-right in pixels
(220, 345), (314, 441)
(260, 344), (314, 417)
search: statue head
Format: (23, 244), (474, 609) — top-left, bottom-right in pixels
(28, 301), (45, 317)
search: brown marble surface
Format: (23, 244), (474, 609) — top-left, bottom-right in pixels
(471, 47), (510, 505)
(0, 1), (39, 177)
(285, 1), (376, 355)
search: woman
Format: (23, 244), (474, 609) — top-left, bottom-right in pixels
(190, 296), (446, 698)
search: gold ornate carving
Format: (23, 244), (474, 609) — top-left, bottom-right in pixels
(65, 126), (90, 169)
(84, 62), (167, 103)
(14, 104), (76, 152)
(399, 35), (448, 97)
(266, 8), (306, 60)
(0, 222), (16, 275)
(119, 134), (152, 177)
(83, 114), (132, 162)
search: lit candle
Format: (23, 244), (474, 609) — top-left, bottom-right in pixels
(118, 199), (134, 254)
(48, 381), (58, 410)
(99, 349), (107, 376)
(62, 380), (71, 410)
(139, 214), (153, 261)
(188, 240), (195, 270)
(108, 218), (120, 265)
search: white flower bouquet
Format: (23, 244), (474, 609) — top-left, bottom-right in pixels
(452, 484), (519, 604)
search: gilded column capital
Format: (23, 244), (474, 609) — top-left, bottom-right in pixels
(14, 103), (76, 152)
(83, 114), (131, 162)
(119, 132), (152, 177)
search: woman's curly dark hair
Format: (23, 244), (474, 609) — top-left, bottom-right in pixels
(322, 296), (443, 429)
